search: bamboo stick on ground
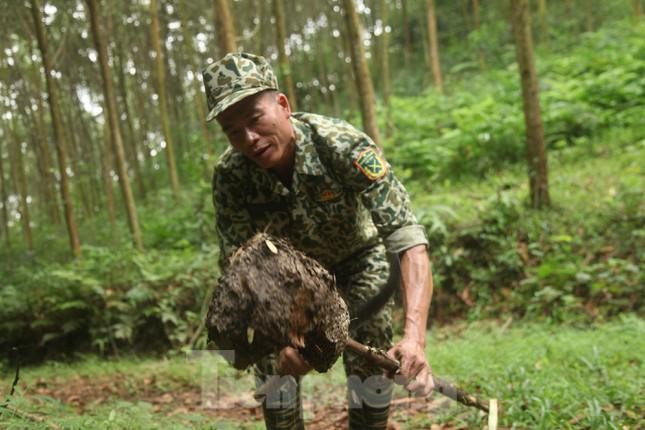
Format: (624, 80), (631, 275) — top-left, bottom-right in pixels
(255, 337), (492, 414)
(344, 338), (491, 413)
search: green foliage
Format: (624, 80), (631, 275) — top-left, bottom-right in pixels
(0, 243), (218, 361)
(0, 183), (219, 361)
(2, 19), (643, 363)
(417, 142), (643, 323)
(384, 21), (645, 182)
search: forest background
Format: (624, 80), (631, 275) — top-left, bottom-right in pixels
(0, 0), (643, 428)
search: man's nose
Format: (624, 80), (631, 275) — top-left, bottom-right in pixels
(243, 127), (260, 145)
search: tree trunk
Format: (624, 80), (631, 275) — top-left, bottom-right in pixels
(472, 0), (480, 31)
(23, 40), (61, 224)
(0, 139), (10, 248)
(150, 0), (180, 198)
(132, 73), (156, 191)
(565, 0), (574, 20)
(113, 34), (147, 200)
(317, 37), (336, 114)
(379, 0), (392, 136)
(68, 87), (103, 216)
(30, 0), (81, 257)
(538, 0), (548, 45)
(632, 0), (642, 18)
(24, 130), (50, 220)
(214, 0), (238, 53)
(87, 0), (144, 250)
(401, 0), (412, 67)
(339, 23), (358, 112)
(585, 3), (594, 32)
(472, 0), (486, 69)
(61, 88), (93, 218)
(342, 0), (381, 146)
(273, 0), (298, 111)
(255, 0), (266, 55)
(510, 0), (550, 208)
(7, 125), (33, 250)
(426, 0), (443, 94)
(160, 7), (188, 159)
(178, 0), (212, 148)
(100, 121), (117, 235)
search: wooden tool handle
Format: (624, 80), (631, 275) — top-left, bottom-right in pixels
(345, 338), (490, 413)
(255, 338), (492, 415)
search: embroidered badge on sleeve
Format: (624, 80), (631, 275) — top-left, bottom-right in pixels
(354, 148), (388, 181)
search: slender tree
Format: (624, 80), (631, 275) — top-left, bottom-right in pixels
(17, 29), (62, 225)
(67, 88), (103, 215)
(379, 0), (392, 136)
(339, 18), (358, 111)
(342, 0), (381, 146)
(510, 0), (550, 208)
(472, 0), (481, 31)
(150, 0), (180, 197)
(585, 2), (594, 32)
(255, 0), (267, 55)
(7, 120), (34, 250)
(0, 139), (10, 248)
(214, 0), (238, 53)
(112, 16), (147, 200)
(401, 0), (412, 67)
(537, 0), (548, 45)
(23, 97), (61, 224)
(60, 86), (93, 218)
(100, 121), (117, 235)
(30, 0), (81, 257)
(160, 8), (189, 156)
(426, 0), (443, 94)
(632, 0), (642, 18)
(472, 0), (486, 69)
(86, 0), (144, 250)
(273, 0), (298, 110)
(315, 11), (339, 116)
(177, 0), (212, 149)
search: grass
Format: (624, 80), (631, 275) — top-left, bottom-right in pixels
(1, 130), (642, 429)
(409, 129), (644, 228)
(424, 315), (645, 429)
(1, 317), (643, 429)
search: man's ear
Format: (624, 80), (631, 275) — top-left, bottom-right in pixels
(276, 93), (292, 117)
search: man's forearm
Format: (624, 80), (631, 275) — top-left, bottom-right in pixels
(399, 244), (433, 346)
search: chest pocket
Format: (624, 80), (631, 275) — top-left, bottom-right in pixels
(307, 181), (356, 225)
(244, 200), (290, 233)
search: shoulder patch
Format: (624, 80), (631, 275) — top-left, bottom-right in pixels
(354, 148), (388, 181)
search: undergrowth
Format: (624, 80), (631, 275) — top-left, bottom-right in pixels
(1, 21), (643, 361)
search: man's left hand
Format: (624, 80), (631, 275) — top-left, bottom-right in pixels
(387, 336), (434, 397)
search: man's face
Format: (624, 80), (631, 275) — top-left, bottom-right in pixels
(216, 91), (294, 170)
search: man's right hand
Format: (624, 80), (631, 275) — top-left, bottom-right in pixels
(277, 346), (312, 376)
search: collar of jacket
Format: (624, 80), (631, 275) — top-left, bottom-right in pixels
(292, 116), (325, 177)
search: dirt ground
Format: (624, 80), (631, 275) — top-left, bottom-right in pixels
(23, 373), (460, 429)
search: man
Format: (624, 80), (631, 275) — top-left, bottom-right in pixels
(203, 52), (433, 430)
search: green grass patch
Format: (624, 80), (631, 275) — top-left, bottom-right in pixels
(423, 315), (644, 429)
(2, 318), (642, 429)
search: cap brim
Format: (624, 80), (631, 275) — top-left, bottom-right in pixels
(205, 86), (276, 122)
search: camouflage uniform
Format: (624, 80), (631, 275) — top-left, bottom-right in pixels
(204, 53), (429, 430)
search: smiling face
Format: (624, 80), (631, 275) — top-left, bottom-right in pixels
(216, 91), (296, 174)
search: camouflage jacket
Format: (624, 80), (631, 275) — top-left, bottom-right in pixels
(212, 113), (428, 270)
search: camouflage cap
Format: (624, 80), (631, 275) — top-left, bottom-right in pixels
(202, 52), (279, 122)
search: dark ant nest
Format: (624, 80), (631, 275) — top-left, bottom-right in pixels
(206, 233), (350, 372)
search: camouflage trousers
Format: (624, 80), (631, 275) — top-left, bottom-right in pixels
(255, 244), (394, 430)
